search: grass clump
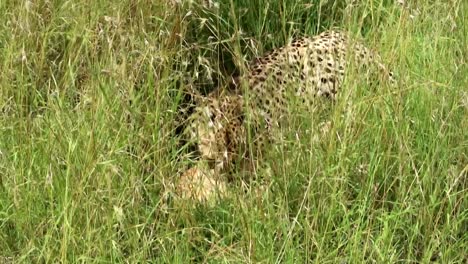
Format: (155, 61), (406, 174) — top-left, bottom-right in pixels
(0, 0), (466, 262)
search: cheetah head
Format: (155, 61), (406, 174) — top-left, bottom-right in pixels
(185, 94), (245, 172)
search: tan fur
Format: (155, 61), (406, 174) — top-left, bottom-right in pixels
(184, 30), (394, 174)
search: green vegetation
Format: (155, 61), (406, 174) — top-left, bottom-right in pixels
(0, 0), (466, 262)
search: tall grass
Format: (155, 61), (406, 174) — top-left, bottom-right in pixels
(0, 0), (466, 262)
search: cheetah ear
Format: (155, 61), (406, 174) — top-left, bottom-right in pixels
(191, 90), (204, 105)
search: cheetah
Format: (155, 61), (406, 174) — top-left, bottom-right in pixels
(181, 29), (395, 182)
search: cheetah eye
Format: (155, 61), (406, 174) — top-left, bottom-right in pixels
(203, 107), (216, 124)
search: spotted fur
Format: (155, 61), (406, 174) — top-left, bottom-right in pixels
(184, 30), (394, 173)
